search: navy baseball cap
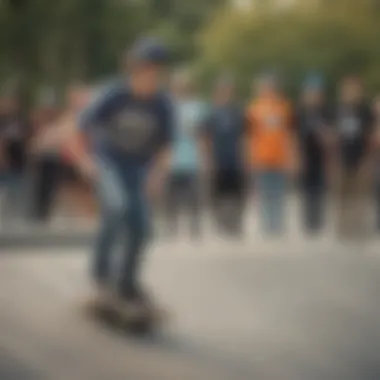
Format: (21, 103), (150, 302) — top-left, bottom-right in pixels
(127, 37), (170, 65)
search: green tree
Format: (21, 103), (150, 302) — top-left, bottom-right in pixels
(198, 0), (380, 98)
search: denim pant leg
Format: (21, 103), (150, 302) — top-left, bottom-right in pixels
(303, 183), (324, 233)
(184, 174), (202, 237)
(0, 172), (26, 224)
(258, 171), (286, 234)
(118, 187), (151, 297)
(92, 161), (128, 286)
(10, 173), (28, 219)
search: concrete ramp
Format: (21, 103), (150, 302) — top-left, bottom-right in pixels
(1, 246), (380, 380)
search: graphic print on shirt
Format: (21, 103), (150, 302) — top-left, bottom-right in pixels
(110, 108), (157, 153)
(339, 113), (360, 139)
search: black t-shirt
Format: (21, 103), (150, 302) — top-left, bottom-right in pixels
(332, 102), (374, 170)
(203, 103), (245, 171)
(0, 114), (29, 172)
(296, 104), (330, 178)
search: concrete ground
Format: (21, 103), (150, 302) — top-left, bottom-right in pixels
(1, 232), (380, 380)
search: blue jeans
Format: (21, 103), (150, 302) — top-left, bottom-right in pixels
(0, 171), (27, 222)
(303, 181), (325, 233)
(93, 160), (150, 298)
(256, 170), (287, 235)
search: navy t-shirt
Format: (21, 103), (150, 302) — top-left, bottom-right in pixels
(203, 103), (245, 171)
(332, 102), (374, 170)
(296, 104), (330, 182)
(79, 80), (173, 179)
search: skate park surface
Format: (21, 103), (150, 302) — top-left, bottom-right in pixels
(1, 234), (380, 380)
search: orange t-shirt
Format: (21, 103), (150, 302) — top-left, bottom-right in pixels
(246, 96), (293, 169)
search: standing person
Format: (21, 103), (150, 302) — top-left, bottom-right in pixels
(164, 70), (206, 238)
(59, 84), (95, 218)
(75, 37), (173, 316)
(30, 90), (62, 223)
(246, 73), (296, 235)
(203, 76), (246, 236)
(333, 76), (374, 240)
(296, 75), (330, 234)
(0, 90), (30, 225)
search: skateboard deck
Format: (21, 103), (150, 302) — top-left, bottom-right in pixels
(84, 296), (166, 335)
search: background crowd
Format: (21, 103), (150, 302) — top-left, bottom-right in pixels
(1, 69), (380, 241)
(1, 0), (380, 240)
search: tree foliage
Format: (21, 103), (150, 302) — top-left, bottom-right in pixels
(197, 0), (380, 97)
(1, 0), (380, 104)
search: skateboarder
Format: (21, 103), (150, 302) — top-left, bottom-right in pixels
(77, 37), (173, 318)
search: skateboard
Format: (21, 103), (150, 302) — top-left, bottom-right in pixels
(84, 296), (167, 336)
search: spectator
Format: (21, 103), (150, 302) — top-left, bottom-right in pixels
(333, 76), (374, 239)
(246, 72), (296, 235)
(59, 84), (95, 218)
(30, 89), (62, 223)
(296, 75), (330, 234)
(202, 75), (246, 236)
(164, 70), (206, 238)
(0, 89), (30, 225)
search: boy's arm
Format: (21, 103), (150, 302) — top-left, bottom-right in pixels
(31, 113), (74, 153)
(68, 86), (118, 180)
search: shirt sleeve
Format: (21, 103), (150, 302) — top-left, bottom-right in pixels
(201, 109), (214, 138)
(293, 107), (302, 137)
(78, 84), (119, 133)
(159, 95), (174, 149)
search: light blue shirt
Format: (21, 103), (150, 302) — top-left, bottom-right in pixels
(171, 99), (206, 173)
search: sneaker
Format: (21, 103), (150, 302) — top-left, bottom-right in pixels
(119, 286), (164, 321)
(88, 282), (113, 308)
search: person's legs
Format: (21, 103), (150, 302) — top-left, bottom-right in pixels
(117, 185), (150, 300)
(163, 173), (181, 237)
(92, 161), (127, 287)
(183, 173), (202, 238)
(257, 170), (286, 235)
(226, 170), (245, 236)
(213, 169), (231, 234)
(33, 158), (60, 222)
(6, 171), (27, 221)
(0, 172), (12, 223)
(303, 180), (324, 234)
